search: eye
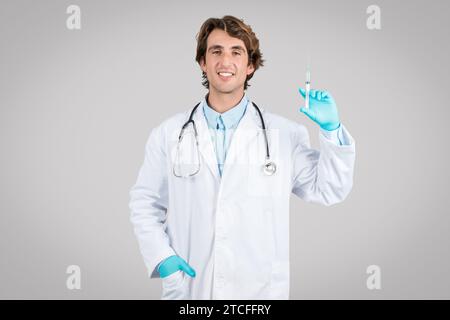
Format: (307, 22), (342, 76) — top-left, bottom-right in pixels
(212, 50), (220, 55)
(233, 51), (241, 56)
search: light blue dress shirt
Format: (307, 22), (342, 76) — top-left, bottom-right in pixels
(202, 94), (248, 177)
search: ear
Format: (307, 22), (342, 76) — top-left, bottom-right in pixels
(199, 57), (207, 73)
(247, 62), (255, 75)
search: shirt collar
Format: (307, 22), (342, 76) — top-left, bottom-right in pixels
(202, 93), (248, 130)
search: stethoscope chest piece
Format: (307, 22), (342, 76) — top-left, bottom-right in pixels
(263, 161), (277, 176)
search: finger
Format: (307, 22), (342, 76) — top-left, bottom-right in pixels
(321, 90), (329, 99)
(317, 91), (322, 100)
(300, 107), (316, 122)
(298, 87), (305, 98)
(180, 260), (196, 277)
(310, 89), (317, 99)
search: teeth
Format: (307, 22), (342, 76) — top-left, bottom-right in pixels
(218, 72), (233, 77)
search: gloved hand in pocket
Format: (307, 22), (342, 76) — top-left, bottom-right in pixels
(158, 255), (196, 278)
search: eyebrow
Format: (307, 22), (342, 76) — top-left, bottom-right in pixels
(207, 45), (246, 52)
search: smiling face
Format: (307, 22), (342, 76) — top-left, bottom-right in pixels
(200, 29), (255, 96)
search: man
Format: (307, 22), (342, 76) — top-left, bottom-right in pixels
(129, 15), (355, 299)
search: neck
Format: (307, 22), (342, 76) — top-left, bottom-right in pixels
(207, 89), (245, 113)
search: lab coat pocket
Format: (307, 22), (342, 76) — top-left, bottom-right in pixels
(246, 131), (282, 197)
(247, 164), (282, 197)
(161, 270), (187, 300)
(270, 261), (290, 299)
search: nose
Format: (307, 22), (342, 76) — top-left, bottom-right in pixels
(219, 51), (233, 66)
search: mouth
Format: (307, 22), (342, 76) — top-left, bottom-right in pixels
(217, 71), (235, 81)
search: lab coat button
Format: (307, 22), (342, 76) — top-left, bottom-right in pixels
(216, 233), (226, 240)
(216, 277), (225, 287)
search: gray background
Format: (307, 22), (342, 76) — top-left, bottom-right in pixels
(1, 0), (449, 299)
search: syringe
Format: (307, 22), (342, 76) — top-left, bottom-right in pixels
(305, 69), (311, 109)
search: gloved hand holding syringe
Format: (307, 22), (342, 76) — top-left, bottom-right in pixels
(298, 68), (341, 131)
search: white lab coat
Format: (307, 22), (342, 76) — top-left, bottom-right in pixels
(129, 99), (356, 300)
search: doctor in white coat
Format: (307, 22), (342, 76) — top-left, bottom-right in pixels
(129, 15), (355, 300)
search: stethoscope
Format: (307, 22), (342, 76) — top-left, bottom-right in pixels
(173, 101), (277, 178)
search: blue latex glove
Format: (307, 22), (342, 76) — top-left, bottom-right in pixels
(299, 88), (340, 131)
(158, 255), (196, 278)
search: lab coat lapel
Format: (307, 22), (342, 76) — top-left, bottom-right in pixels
(193, 102), (220, 181)
(223, 102), (261, 173)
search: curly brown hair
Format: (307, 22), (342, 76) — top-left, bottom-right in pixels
(195, 15), (265, 90)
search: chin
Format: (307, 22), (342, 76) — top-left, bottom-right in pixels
(218, 89), (238, 95)
(212, 84), (241, 94)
